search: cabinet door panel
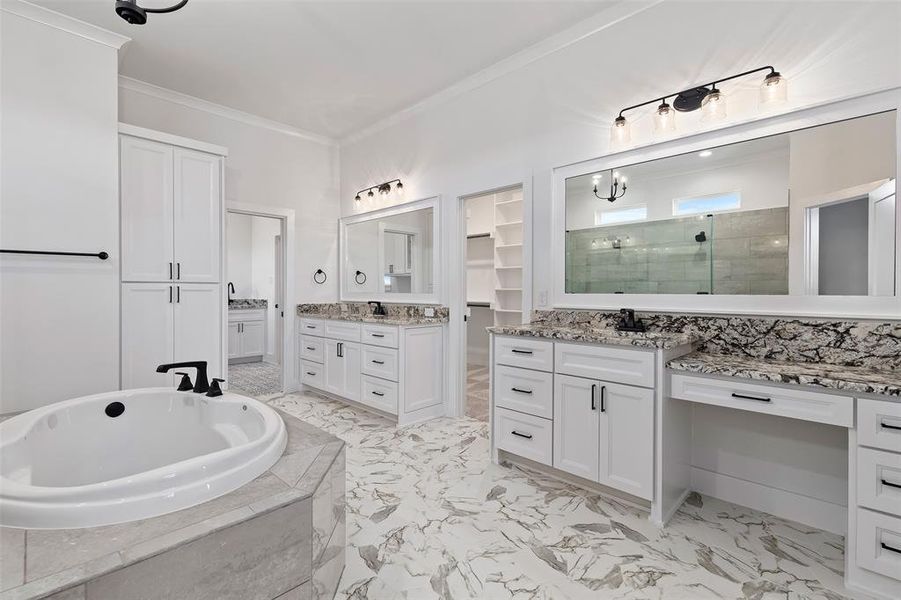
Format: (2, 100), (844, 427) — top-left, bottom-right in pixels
(174, 148), (221, 283)
(553, 374), (599, 481)
(598, 382), (654, 500)
(174, 284), (221, 378)
(120, 136), (173, 282)
(122, 283), (174, 388)
(241, 321), (265, 357)
(227, 322), (241, 359)
(341, 342), (362, 402)
(324, 340), (344, 396)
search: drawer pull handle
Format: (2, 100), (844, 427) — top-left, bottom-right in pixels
(306, 325), (316, 329)
(306, 371), (316, 376)
(371, 333), (385, 338)
(591, 384), (597, 411)
(880, 421), (901, 431)
(511, 387), (533, 395)
(511, 349), (533, 355)
(731, 392), (771, 403)
(600, 385), (606, 413)
(511, 430), (533, 439)
(372, 391), (385, 397)
(881, 478), (901, 490)
(372, 360), (385, 365)
(881, 542), (901, 555)
(306, 346), (316, 351)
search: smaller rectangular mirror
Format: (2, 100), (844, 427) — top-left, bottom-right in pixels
(341, 198), (439, 302)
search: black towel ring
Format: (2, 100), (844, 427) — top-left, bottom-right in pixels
(313, 269), (327, 284)
(354, 270), (367, 285)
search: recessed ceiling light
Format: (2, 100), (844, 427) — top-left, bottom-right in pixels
(698, 150), (713, 158)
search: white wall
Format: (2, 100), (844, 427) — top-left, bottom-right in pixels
(0, 4), (126, 412)
(338, 1), (901, 311)
(251, 216), (280, 359)
(118, 86), (340, 305)
(226, 212), (253, 296)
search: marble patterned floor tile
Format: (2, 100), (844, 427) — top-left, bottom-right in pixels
(269, 392), (858, 600)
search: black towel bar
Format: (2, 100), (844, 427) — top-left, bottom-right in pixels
(1, 249), (109, 260)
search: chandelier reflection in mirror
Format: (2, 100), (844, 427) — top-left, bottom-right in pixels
(610, 66), (788, 148)
(593, 171), (627, 203)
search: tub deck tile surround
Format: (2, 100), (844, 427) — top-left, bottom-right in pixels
(297, 302), (449, 326)
(668, 351), (901, 397)
(0, 411), (345, 600)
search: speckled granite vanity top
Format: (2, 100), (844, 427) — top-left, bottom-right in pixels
(228, 298), (268, 310)
(0, 411), (343, 600)
(488, 323), (697, 350)
(297, 302), (449, 326)
(668, 352), (901, 397)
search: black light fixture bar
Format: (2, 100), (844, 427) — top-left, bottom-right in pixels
(616, 66), (779, 119)
(354, 179), (403, 202)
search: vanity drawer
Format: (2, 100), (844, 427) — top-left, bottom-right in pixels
(495, 337), (554, 372)
(362, 323), (399, 348)
(494, 407), (553, 466)
(858, 447), (901, 517)
(300, 360), (324, 388)
(858, 398), (901, 453)
(229, 308), (265, 323)
(324, 319), (361, 342)
(494, 365), (553, 419)
(362, 345), (399, 382)
(669, 374), (853, 427)
(361, 375), (399, 415)
(856, 508), (901, 582)
(299, 318), (325, 337)
(555, 342), (655, 388)
(299, 335), (324, 364)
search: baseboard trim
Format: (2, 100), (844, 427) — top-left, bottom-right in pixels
(690, 467), (847, 535)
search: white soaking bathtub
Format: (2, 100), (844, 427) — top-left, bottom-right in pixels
(0, 387), (287, 529)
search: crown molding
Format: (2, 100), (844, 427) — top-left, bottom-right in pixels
(1, 0), (130, 49)
(339, 0), (662, 146)
(118, 76), (337, 147)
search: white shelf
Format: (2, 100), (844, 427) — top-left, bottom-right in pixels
(496, 287), (522, 292)
(495, 265), (522, 270)
(494, 308), (522, 313)
(495, 243), (522, 250)
(495, 198), (523, 207)
(495, 221), (523, 228)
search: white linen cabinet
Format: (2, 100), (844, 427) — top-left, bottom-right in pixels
(119, 125), (226, 389)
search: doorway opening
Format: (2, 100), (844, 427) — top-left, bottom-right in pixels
(462, 185), (524, 421)
(226, 211), (286, 397)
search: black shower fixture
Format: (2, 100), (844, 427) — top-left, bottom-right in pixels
(695, 231), (707, 243)
(115, 0), (189, 25)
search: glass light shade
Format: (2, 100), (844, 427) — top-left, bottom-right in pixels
(653, 102), (676, 136)
(759, 72), (788, 107)
(700, 89), (727, 123)
(610, 116), (631, 146)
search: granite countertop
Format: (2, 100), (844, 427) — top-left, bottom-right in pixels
(228, 298), (268, 310)
(1, 411), (344, 600)
(297, 311), (447, 327)
(668, 351), (901, 397)
(488, 323), (698, 350)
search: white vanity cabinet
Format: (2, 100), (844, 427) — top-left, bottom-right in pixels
(298, 317), (444, 425)
(491, 335), (659, 502)
(228, 309), (266, 363)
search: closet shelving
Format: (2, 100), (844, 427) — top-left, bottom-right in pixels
(491, 188), (523, 326)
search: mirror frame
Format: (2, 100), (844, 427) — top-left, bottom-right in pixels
(552, 88), (901, 319)
(339, 196), (441, 304)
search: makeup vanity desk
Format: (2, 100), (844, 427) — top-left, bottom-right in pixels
(666, 352), (901, 600)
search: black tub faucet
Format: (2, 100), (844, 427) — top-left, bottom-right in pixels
(156, 361), (209, 394)
(369, 301), (387, 316)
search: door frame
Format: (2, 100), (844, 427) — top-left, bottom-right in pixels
(452, 178), (532, 418)
(226, 203), (296, 394)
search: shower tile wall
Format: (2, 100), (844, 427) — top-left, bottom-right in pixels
(565, 207), (788, 295)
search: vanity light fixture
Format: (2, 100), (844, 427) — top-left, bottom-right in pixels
(594, 171), (627, 203)
(114, 0), (188, 25)
(611, 66), (787, 146)
(354, 179), (403, 204)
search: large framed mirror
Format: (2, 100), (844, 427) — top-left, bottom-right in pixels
(340, 197), (440, 303)
(553, 91), (900, 317)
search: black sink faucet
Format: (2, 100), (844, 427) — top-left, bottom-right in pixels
(369, 301), (387, 316)
(616, 308), (646, 332)
(227, 282), (235, 303)
(156, 361), (209, 394)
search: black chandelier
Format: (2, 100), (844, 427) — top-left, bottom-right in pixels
(611, 66), (788, 144)
(354, 179), (403, 203)
(593, 172), (627, 203)
(115, 0), (189, 25)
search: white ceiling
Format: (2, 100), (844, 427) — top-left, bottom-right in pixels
(35, 0), (615, 139)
